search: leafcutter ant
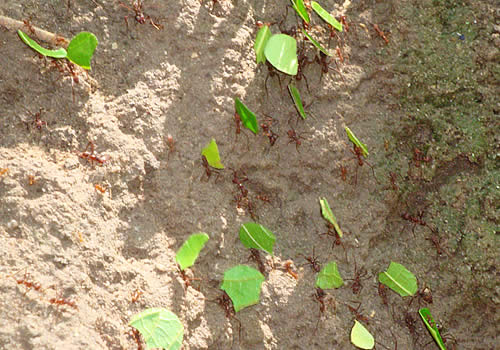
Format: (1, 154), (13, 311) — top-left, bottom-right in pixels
(408, 283), (432, 307)
(400, 205), (431, 236)
(24, 108), (47, 132)
(247, 248), (266, 275)
(210, 291), (242, 344)
(94, 184), (107, 194)
(128, 327), (144, 350)
(23, 17), (36, 35)
(287, 127), (307, 152)
(336, 47), (345, 64)
(340, 16), (349, 32)
(10, 269), (43, 295)
(345, 257), (369, 294)
(348, 144), (378, 185)
(426, 233), (452, 258)
(166, 134), (175, 159)
(260, 115), (279, 146)
(179, 268), (201, 291)
(373, 24), (389, 44)
(264, 61), (283, 97)
(0, 168), (8, 177)
(378, 283), (389, 305)
(200, 155), (222, 182)
(340, 165), (348, 181)
(314, 51), (344, 83)
(319, 223), (347, 260)
(230, 167), (249, 197)
(347, 301), (370, 323)
(78, 141), (110, 166)
(28, 175), (36, 185)
(283, 260), (298, 280)
(119, 0), (162, 30)
(412, 148), (431, 167)
(48, 289), (78, 310)
(130, 288), (143, 303)
(300, 247), (321, 272)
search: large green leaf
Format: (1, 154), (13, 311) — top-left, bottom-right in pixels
(18, 30), (67, 58)
(220, 265), (265, 312)
(66, 32), (98, 70)
(302, 29), (331, 56)
(419, 308), (447, 350)
(319, 197), (343, 237)
(234, 98), (259, 134)
(175, 233), (209, 271)
(316, 261), (343, 289)
(311, 1), (343, 32)
(288, 83), (307, 119)
(350, 320), (374, 349)
(378, 262), (418, 297)
(290, 0), (310, 23)
(201, 139), (224, 169)
(239, 222), (276, 255)
(345, 126), (369, 157)
(264, 34), (298, 75)
(129, 308), (183, 350)
(254, 25), (271, 64)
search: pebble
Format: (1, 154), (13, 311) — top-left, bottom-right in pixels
(7, 219), (18, 230)
(155, 263), (168, 273)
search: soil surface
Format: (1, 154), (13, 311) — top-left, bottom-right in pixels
(0, 0), (498, 349)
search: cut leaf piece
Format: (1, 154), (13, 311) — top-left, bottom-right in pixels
(175, 233), (209, 271)
(302, 29), (331, 56)
(345, 126), (369, 157)
(264, 34), (298, 75)
(419, 308), (447, 350)
(129, 308), (183, 350)
(239, 222), (276, 255)
(18, 30), (67, 58)
(220, 265), (265, 312)
(234, 98), (259, 134)
(316, 261), (343, 289)
(351, 320), (374, 349)
(319, 197), (343, 237)
(254, 24), (271, 64)
(201, 139), (224, 169)
(290, 0), (310, 24)
(311, 1), (343, 32)
(66, 32), (98, 70)
(288, 83), (307, 119)
(378, 262), (418, 297)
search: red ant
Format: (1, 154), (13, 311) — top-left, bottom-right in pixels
(94, 184), (107, 194)
(166, 134), (175, 159)
(130, 289), (143, 303)
(336, 47), (345, 64)
(339, 165), (348, 181)
(48, 290), (78, 310)
(388, 171), (399, 191)
(340, 16), (349, 32)
(373, 24), (389, 45)
(179, 269), (201, 291)
(211, 291), (242, 343)
(426, 233), (452, 258)
(234, 192), (258, 220)
(283, 260), (298, 280)
(287, 127), (307, 152)
(78, 141), (110, 166)
(264, 61), (283, 97)
(0, 168), (8, 177)
(200, 155), (221, 182)
(300, 247), (321, 272)
(313, 287), (328, 315)
(10, 269), (43, 295)
(412, 147), (432, 167)
(24, 108), (47, 132)
(378, 283), (389, 305)
(128, 327), (144, 350)
(314, 51), (344, 83)
(319, 223), (347, 261)
(260, 115), (279, 146)
(295, 44), (312, 92)
(256, 194), (271, 203)
(349, 144), (378, 184)
(408, 284), (433, 307)
(345, 257), (369, 294)
(347, 301), (370, 323)
(230, 168), (249, 197)
(401, 209), (428, 236)
(248, 248), (266, 275)
(119, 0), (162, 30)
(23, 18), (36, 35)
(50, 60), (81, 102)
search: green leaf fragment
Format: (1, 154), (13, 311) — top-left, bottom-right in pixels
(129, 308), (183, 350)
(351, 320), (374, 349)
(316, 261), (343, 289)
(302, 29), (331, 56)
(220, 265), (265, 312)
(290, 0), (310, 23)
(18, 30), (67, 58)
(234, 98), (259, 134)
(239, 222), (276, 255)
(175, 233), (209, 271)
(378, 262), (418, 297)
(419, 308), (447, 350)
(201, 139), (224, 169)
(311, 1), (343, 32)
(66, 32), (98, 70)
(254, 25), (271, 64)
(288, 83), (307, 119)
(319, 197), (343, 237)
(345, 126), (369, 157)
(264, 34), (298, 76)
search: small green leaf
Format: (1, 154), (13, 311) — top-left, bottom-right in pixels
(254, 25), (272, 64)
(264, 34), (298, 75)
(66, 32), (98, 70)
(419, 308), (447, 350)
(201, 139), (224, 169)
(316, 261), (343, 289)
(302, 29), (331, 56)
(18, 30), (67, 58)
(311, 1), (343, 32)
(239, 222), (276, 255)
(175, 233), (209, 271)
(129, 308), (183, 350)
(351, 320), (374, 349)
(378, 262), (418, 297)
(288, 83), (307, 119)
(345, 126), (369, 157)
(290, 0), (310, 24)
(220, 265), (265, 312)
(234, 98), (259, 134)
(319, 197), (343, 237)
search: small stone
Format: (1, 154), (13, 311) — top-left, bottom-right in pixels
(155, 263), (168, 273)
(111, 42), (118, 50)
(7, 219), (18, 230)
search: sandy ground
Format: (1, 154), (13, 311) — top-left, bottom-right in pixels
(0, 0), (498, 349)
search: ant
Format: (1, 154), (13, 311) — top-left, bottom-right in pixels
(348, 144), (378, 185)
(256, 193), (271, 203)
(287, 127), (307, 152)
(24, 108), (47, 132)
(378, 283), (389, 306)
(28, 175), (37, 185)
(283, 260), (298, 280)
(78, 141), (110, 166)
(336, 46), (345, 64)
(128, 327), (144, 350)
(230, 168), (249, 197)
(340, 15), (349, 32)
(340, 165), (348, 181)
(50, 60), (81, 102)
(347, 301), (370, 323)
(401, 209), (428, 236)
(264, 61), (283, 97)
(119, 0), (162, 30)
(426, 233), (452, 258)
(388, 171), (399, 191)
(403, 310), (420, 344)
(247, 248), (266, 275)
(212, 291), (242, 342)
(234, 192), (258, 220)
(23, 17), (36, 35)
(345, 258), (369, 294)
(312, 287), (328, 315)
(130, 288), (143, 303)
(373, 24), (389, 45)
(412, 147), (432, 167)
(166, 134), (175, 159)
(408, 284), (433, 307)
(295, 44), (312, 92)
(200, 155), (221, 182)
(300, 247), (321, 272)
(48, 290), (78, 310)
(10, 269), (43, 295)
(179, 269), (201, 291)
(260, 115), (279, 146)
(314, 51), (344, 83)
(94, 184), (107, 194)
(0, 168), (9, 177)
